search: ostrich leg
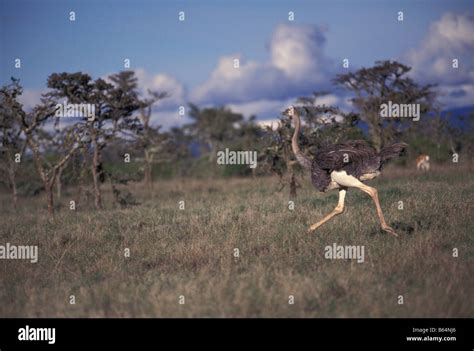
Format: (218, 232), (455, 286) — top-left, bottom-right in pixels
(308, 189), (346, 233)
(330, 171), (398, 237)
(356, 184), (398, 237)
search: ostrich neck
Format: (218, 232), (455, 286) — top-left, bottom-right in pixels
(291, 111), (313, 171)
(291, 113), (302, 155)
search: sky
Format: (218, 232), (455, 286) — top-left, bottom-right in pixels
(1, 0), (474, 129)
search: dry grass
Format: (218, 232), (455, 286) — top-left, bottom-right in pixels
(0, 164), (473, 317)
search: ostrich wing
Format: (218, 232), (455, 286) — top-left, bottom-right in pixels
(314, 140), (381, 178)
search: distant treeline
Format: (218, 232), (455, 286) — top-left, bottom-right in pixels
(1, 61), (473, 215)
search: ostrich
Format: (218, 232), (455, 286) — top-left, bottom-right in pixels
(288, 106), (407, 236)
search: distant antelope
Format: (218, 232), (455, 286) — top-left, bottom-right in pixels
(416, 154), (430, 171)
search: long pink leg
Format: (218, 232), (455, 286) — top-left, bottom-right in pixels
(308, 189), (346, 233)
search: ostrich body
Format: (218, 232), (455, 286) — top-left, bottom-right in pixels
(289, 106), (407, 236)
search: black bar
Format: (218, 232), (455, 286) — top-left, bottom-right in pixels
(0, 318), (472, 350)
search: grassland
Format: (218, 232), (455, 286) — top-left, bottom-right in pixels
(0, 164), (472, 317)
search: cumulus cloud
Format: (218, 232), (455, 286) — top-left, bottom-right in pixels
(17, 70), (187, 131)
(134, 68), (186, 110)
(227, 98), (294, 119)
(128, 68), (188, 129)
(404, 12), (474, 108)
(270, 24), (330, 82)
(149, 109), (190, 130)
(226, 93), (342, 120)
(191, 55), (285, 104)
(437, 83), (474, 108)
(14, 24), (339, 127)
(18, 89), (44, 111)
(191, 24), (334, 106)
(255, 118), (282, 131)
(406, 13), (474, 85)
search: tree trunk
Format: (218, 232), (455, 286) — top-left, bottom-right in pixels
(56, 166), (63, 200)
(369, 121), (383, 152)
(25, 130), (79, 217)
(46, 185), (54, 217)
(289, 172), (297, 199)
(208, 140), (217, 163)
(144, 149), (153, 191)
(7, 152), (18, 208)
(78, 146), (89, 204)
(27, 138), (55, 217)
(11, 175), (18, 208)
(91, 134), (103, 210)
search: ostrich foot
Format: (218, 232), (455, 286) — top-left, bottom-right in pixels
(382, 225), (399, 237)
(307, 224), (320, 233)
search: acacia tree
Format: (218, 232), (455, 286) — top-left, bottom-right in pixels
(296, 92), (365, 150)
(134, 90), (170, 191)
(46, 71), (141, 209)
(186, 104), (244, 162)
(0, 80), (27, 208)
(25, 122), (84, 217)
(46, 72), (103, 208)
(261, 93), (364, 198)
(43, 127), (79, 200)
(167, 127), (192, 177)
(260, 117), (301, 198)
(333, 60), (436, 150)
(3, 79), (85, 216)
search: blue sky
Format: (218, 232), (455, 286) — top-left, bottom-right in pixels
(1, 0), (474, 128)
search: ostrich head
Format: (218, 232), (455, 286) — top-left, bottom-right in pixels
(284, 106), (296, 120)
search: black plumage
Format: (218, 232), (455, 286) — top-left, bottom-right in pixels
(310, 140), (407, 192)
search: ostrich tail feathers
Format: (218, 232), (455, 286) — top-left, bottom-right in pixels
(379, 142), (408, 163)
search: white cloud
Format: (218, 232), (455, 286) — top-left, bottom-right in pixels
(226, 98), (294, 119)
(18, 89), (44, 111)
(406, 13), (474, 86)
(223, 92), (344, 123)
(404, 12), (474, 109)
(311, 94), (340, 107)
(191, 24), (334, 105)
(149, 109), (190, 130)
(134, 68), (186, 109)
(437, 83), (474, 108)
(255, 119), (281, 131)
(15, 24), (341, 128)
(191, 55), (285, 104)
(130, 69), (190, 129)
(271, 24), (330, 82)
